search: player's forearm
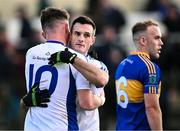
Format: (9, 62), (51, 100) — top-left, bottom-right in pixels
(146, 107), (163, 130)
(92, 94), (105, 109)
(73, 57), (109, 87)
(80, 95), (105, 110)
(78, 90), (105, 110)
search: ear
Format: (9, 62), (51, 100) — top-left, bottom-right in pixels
(64, 23), (70, 34)
(42, 32), (46, 39)
(139, 36), (146, 46)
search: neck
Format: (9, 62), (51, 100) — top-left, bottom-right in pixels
(47, 36), (67, 45)
(45, 32), (67, 46)
(44, 23), (69, 46)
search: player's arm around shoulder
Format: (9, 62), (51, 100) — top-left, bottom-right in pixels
(73, 56), (109, 87)
(48, 47), (109, 87)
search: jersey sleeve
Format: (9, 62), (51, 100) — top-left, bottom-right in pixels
(100, 61), (109, 74)
(90, 84), (104, 96)
(76, 72), (91, 90)
(69, 65), (90, 90)
(143, 63), (161, 95)
(86, 56), (109, 88)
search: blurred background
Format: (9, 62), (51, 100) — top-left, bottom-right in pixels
(0, 0), (180, 130)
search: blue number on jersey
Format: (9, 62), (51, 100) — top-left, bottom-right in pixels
(29, 64), (58, 95)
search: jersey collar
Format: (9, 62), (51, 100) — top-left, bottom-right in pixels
(46, 40), (65, 45)
(130, 51), (150, 59)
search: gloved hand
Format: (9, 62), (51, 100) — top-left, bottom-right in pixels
(22, 83), (50, 108)
(48, 48), (77, 66)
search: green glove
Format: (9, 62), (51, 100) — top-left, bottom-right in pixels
(22, 83), (50, 107)
(48, 48), (77, 66)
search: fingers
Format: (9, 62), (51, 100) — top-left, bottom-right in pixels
(48, 61), (54, 66)
(39, 89), (49, 95)
(36, 90), (50, 107)
(39, 97), (50, 108)
(50, 52), (57, 59)
(39, 103), (48, 108)
(39, 89), (50, 98)
(41, 98), (50, 103)
(48, 52), (57, 66)
(48, 57), (55, 66)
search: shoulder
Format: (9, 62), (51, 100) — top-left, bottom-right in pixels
(140, 55), (159, 73)
(68, 48), (87, 61)
(26, 43), (44, 56)
(87, 55), (108, 72)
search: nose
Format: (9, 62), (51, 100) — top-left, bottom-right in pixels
(160, 39), (164, 46)
(78, 34), (84, 42)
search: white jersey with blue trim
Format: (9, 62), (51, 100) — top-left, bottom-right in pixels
(76, 55), (108, 131)
(24, 41), (89, 131)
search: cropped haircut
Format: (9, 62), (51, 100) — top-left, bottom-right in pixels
(71, 16), (96, 35)
(40, 7), (70, 30)
(132, 20), (158, 37)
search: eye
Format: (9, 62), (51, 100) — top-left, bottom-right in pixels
(84, 33), (91, 38)
(74, 31), (80, 36)
(155, 36), (161, 40)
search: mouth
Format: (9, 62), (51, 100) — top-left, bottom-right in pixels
(76, 43), (84, 47)
(157, 49), (161, 54)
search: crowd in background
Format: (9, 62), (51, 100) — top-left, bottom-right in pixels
(0, 0), (180, 129)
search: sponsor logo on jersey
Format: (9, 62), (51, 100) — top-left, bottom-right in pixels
(32, 56), (48, 61)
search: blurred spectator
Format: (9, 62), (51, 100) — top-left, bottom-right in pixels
(0, 83), (20, 129)
(92, 25), (127, 130)
(0, 22), (16, 82)
(6, 5), (33, 48)
(26, 29), (45, 50)
(85, 0), (126, 34)
(158, 12), (180, 128)
(161, 42), (180, 129)
(162, 4), (180, 32)
(94, 25), (127, 68)
(37, 0), (51, 16)
(17, 6), (33, 42)
(144, 0), (172, 18)
(144, 0), (160, 11)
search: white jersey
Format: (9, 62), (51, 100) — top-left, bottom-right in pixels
(76, 55), (108, 131)
(24, 41), (89, 131)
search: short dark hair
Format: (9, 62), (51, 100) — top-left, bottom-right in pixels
(132, 20), (158, 36)
(71, 16), (96, 34)
(40, 7), (70, 30)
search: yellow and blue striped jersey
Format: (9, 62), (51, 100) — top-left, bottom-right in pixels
(115, 51), (161, 130)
